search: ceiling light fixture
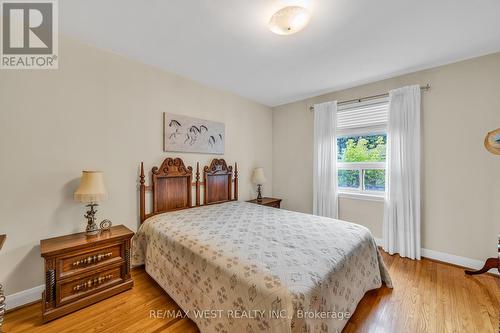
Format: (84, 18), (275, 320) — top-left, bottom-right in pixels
(269, 6), (311, 35)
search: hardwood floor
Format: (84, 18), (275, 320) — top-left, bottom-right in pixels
(4, 251), (499, 333)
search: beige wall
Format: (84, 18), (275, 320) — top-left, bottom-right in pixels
(0, 37), (273, 295)
(273, 53), (500, 261)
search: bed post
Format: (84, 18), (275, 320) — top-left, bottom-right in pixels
(234, 162), (238, 201)
(195, 162), (201, 206)
(140, 162), (146, 223)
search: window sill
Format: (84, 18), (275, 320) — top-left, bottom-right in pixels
(338, 192), (385, 202)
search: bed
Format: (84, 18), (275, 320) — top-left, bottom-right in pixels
(132, 157), (392, 333)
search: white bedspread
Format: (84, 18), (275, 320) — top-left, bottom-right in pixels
(133, 201), (392, 333)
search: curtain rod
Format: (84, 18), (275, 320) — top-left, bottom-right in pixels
(308, 84), (430, 112)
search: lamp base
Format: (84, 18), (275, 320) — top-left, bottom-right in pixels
(84, 203), (100, 235)
(257, 184), (263, 202)
(86, 222), (100, 235)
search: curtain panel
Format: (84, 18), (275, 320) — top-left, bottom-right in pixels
(313, 101), (338, 218)
(383, 85), (421, 260)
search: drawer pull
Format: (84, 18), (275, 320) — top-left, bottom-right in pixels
(72, 252), (113, 267)
(73, 274), (113, 292)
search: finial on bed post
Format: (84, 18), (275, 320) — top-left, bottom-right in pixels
(140, 162), (145, 184)
(140, 162), (146, 223)
(195, 162), (201, 206)
(234, 162), (238, 201)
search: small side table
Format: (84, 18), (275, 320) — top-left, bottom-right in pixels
(247, 197), (282, 209)
(0, 234), (6, 332)
(40, 226), (134, 322)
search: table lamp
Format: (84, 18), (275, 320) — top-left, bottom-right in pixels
(251, 168), (266, 201)
(74, 171), (110, 235)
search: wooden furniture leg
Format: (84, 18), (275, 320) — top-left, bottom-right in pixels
(0, 235), (5, 332)
(465, 234), (500, 275)
(0, 283), (4, 332)
(465, 257), (499, 275)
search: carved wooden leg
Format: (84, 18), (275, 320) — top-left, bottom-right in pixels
(465, 258), (499, 275)
(0, 283), (5, 332)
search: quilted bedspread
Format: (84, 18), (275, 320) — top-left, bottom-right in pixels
(132, 201), (392, 333)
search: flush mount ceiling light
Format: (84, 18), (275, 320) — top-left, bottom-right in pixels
(269, 6), (311, 35)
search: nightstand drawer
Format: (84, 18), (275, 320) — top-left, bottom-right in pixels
(57, 264), (124, 306)
(56, 242), (124, 279)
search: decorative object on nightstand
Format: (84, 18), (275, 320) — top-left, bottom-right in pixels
(40, 225), (134, 322)
(251, 167), (267, 201)
(74, 171), (112, 235)
(247, 197), (282, 209)
(0, 234), (6, 332)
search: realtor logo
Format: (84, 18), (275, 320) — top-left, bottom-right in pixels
(1, 0), (58, 69)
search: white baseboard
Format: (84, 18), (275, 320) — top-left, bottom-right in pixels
(5, 284), (44, 311)
(374, 237), (499, 275)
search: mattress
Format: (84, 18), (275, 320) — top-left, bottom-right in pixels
(132, 201), (392, 333)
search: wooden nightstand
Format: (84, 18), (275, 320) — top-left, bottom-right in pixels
(40, 225), (134, 322)
(247, 197), (282, 209)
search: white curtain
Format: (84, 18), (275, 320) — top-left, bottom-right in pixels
(383, 85), (421, 260)
(313, 101), (338, 218)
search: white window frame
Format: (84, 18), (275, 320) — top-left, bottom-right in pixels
(336, 100), (388, 201)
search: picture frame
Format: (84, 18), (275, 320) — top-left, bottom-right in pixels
(163, 113), (225, 154)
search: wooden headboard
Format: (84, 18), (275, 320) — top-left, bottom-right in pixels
(139, 157), (238, 223)
(204, 159), (238, 205)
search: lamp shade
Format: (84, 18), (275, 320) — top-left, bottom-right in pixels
(74, 171), (108, 203)
(251, 168), (267, 185)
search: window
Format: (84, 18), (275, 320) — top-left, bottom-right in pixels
(336, 98), (388, 198)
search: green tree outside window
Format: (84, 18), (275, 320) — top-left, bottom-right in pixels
(337, 134), (387, 191)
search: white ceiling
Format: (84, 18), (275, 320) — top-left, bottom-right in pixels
(61, 0), (500, 106)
